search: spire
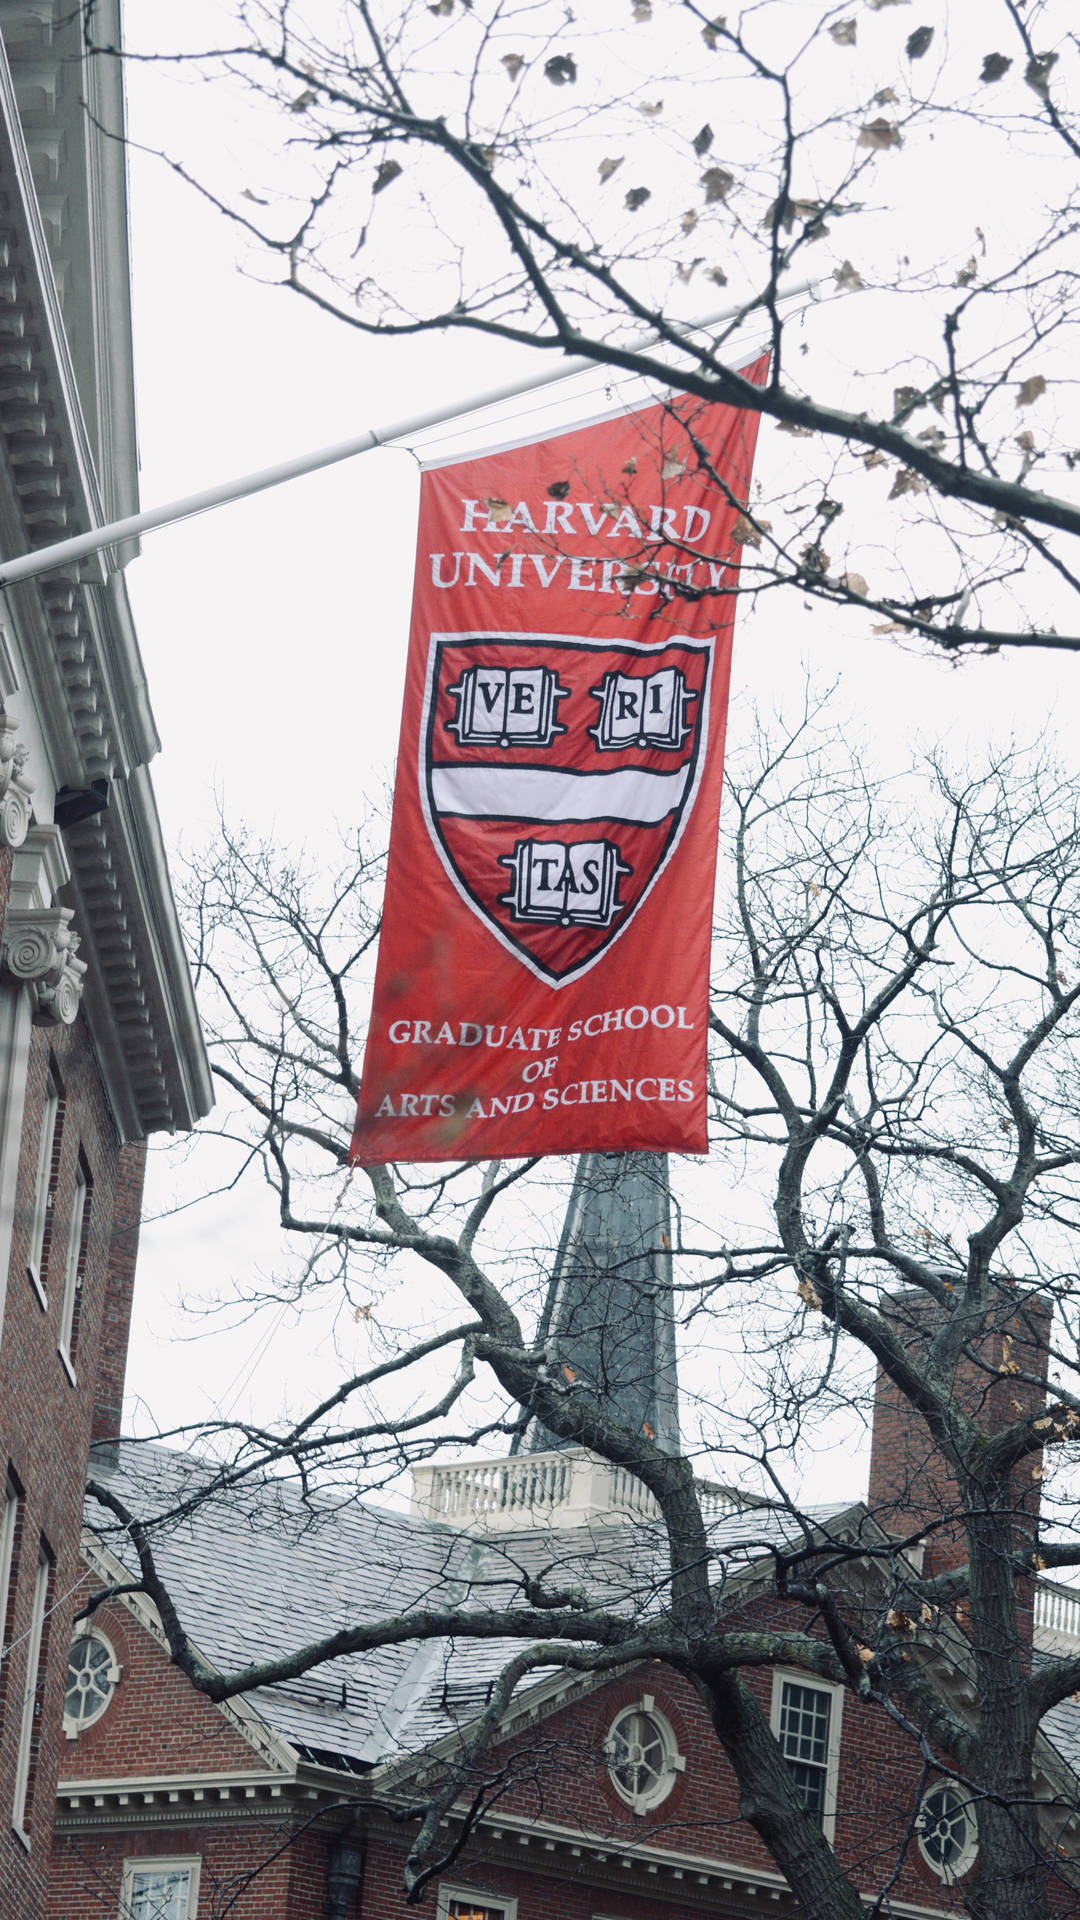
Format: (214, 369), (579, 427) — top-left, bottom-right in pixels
(523, 1152), (680, 1455)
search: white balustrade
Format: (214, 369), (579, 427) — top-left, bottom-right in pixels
(1035, 1578), (1080, 1651)
(410, 1448), (740, 1533)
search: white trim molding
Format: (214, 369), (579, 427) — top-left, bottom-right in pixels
(437, 1884), (518, 1920)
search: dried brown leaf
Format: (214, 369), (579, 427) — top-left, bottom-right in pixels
(889, 467), (929, 498)
(501, 52), (525, 78)
(893, 384), (921, 416)
(841, 571), (869, 597)
(598, 156), (624, 183)
(1016, 374), (1047, 407)
(675, 258), (704, 283)
(834, 259), (865, 290)
(693, 123), (714, 155)
(828, 18), (856, 44)
(980, 51), (1011, 83)
(859, 117), (902, 149)
(544, 53), (577, 84)
(289, 88), (316, 112)
(732, 513), (762, 548)
(863, 449), (888, 469)
(906, 25), (933, 58)
(638, 98), (664, 116)
(485, 496), (512, 524)
(701, 15), (726, 49)
(624, 186), (651, 211)
(632, 0), (652, 17)
(661, 453), (687, 479)
(777, 420), (814, 437)
(1025, 51), (1058, 99)
(547, 479), (571, 500)
(955, 256), (977, 287)
(681, 208), (699, 233)
(701, 166), (733, 203)
(797, 1274), (823, 1310)
(875, 86), (899, 104)
(373, 159), (402, 194)
(1015, 429), (1036, 453)
(707, 265), (728, 286)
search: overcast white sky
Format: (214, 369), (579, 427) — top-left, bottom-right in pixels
(114, 1), (1080, 1501)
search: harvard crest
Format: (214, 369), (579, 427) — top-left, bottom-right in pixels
(420, 631), (713, 985)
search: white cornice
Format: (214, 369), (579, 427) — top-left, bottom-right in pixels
(0, 17), (211, 1130)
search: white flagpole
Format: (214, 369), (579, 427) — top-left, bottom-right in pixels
(0, 279), (821, 592)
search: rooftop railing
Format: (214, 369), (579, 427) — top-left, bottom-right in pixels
(411, 1448), (743, 1533)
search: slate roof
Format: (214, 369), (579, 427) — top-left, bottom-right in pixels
(1035, 1653), (1080, 1779)
(86, 1442), (852, 1771)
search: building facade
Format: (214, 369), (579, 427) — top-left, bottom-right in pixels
(0, 3), (211, 1913)
(42, 1159), (1080, 1919)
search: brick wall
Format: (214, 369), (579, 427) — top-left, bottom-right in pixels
(0, 1016), (146, 1919)
(867, 1288), (1050, 1583)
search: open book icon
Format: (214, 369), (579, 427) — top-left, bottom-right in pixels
(499, 838), (632, 928)
(446, 664), (569, 750)
(589, 666), (695, 752)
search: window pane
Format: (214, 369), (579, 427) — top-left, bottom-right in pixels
(27, 1078), (58, 1284)
(129, 1867), (191, 1920)
(59, 1163), (87, 1355)
(778, 1682), (831, 1825)
(448, 1902), (504, 1920)
(12, 1549), (50, 1829)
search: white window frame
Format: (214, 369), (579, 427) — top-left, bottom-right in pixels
(604, 1693), (686, 1815)
(120, 1855), (201, 1920)
(0, 1479), (19, 1661)
(770, 1669), (844, 1844)
(12, 1546), (49, 1842)
(26, 1071), (58, 1306)
(57, 1158), (88, 1380)
(436, 1887), (518, 1920)
(63, 1625), (121, 1739)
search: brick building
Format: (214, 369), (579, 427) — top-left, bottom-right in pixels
(44, 1162), (1080, 1920)
(0, 2), (211, 1915)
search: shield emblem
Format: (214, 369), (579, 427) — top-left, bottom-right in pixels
(420, 630), (714, 985)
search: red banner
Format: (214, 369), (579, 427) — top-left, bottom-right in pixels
(351, 366), (767, 1164)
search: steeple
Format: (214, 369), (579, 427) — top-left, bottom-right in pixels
(522, 1152), (680, 1455)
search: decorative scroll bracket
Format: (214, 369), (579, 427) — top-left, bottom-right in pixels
(1, 904), (86, 1025)
(0, 707), (34, 850)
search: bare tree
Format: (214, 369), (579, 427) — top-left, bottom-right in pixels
(82, 704), (1080, 1920)
(92, 0), (1080, 652)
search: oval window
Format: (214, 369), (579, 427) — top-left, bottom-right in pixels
(605, 1700), (683, 1812)
(64, 1630), (120, 1735)
(917, 1782), (978, 1882)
